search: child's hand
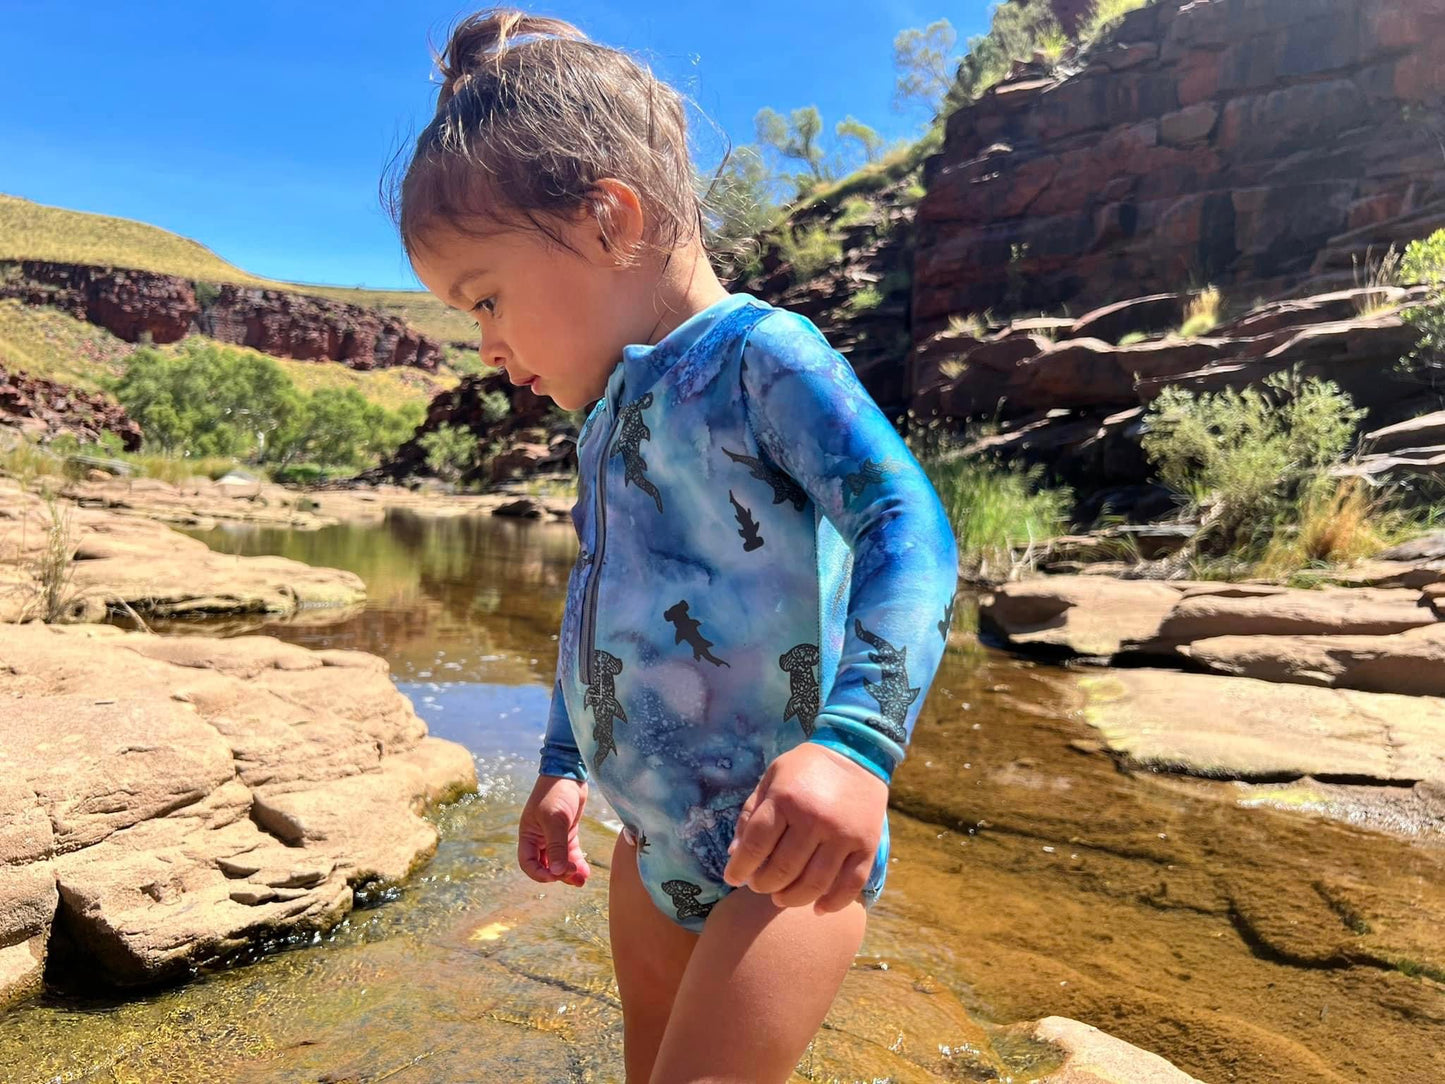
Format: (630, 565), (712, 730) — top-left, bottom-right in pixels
(723, 743), (887, 915)
(518, 775), (591, 888)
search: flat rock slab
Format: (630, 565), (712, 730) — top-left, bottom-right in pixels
(0, 621), (476, 1007)
(981, 578), (1182, 656)
(1024, 1016), (1206, 1083)
(0, 479), (366, 622)
(1184, 624), (1445, 696)
(1078, 669), (1445, 786)
(1153, 588), (1436, 644)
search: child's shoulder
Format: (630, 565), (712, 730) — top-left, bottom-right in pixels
(735, 296), (842, 374)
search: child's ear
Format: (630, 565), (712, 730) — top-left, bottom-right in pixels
(586, 178), (645, 266)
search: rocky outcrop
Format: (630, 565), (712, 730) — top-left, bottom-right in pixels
(911, 286), (1440, 495)
(982, 567), (1445, 697)
(914, 0), (1445, 331)
(735, 170), (924, 417)
(358, 370), (577, 487)
(0, 620), (476, 1008)
(0, 361), (143, 451)
(0, 478), (366, 623)
(1, 260), (442, 371)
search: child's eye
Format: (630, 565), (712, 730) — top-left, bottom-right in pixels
(472, 297), (496, 316)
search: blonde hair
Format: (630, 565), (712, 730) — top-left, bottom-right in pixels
(387, 9), (705, 262)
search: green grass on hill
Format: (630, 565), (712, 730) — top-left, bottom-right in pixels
(0, 194), (477, 345)
(0, 300), (462, 414)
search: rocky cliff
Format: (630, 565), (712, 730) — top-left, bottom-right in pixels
(0, 360), (143, 452)
(1, 260), (442, 371)
(913, 0), (1445, 335)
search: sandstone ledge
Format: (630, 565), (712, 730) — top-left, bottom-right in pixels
(0, 621), (477, 1010)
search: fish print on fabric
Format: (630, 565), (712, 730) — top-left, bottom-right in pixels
(843, 457), (895, 500)
(722, 446), (807, 512)
(663, 601), (730, 668)
(779, 643), (821, 737)
(612, 392), (663, 514)
(662, 879), (716, 922)
(728, 490), (764, 552)
(583, 649), (627, 764)
(855, 619), (919, 744)
(938, 598), (955, 642)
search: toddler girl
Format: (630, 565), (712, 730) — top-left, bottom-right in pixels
(393, 10), (959, 1081)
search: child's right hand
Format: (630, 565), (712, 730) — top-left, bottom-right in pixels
(518, 775), (591, 887)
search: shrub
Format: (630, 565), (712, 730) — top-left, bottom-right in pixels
(847, 286), (884, 314)
(1079, 0), (1155, 49)
(1142, 371), (1364, 556)
(1352, 246), (1403, 316)
(1401, 228), (1445, 285)
(913, 429), (1072, 581)
(1178, 286), (1222, 338)
(777, 222), (844, 280)
(479, 390), (511, 427)
(418, 423), (482, 481)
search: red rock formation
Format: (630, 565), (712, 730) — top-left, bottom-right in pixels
(1, 260), (442, 372)
(355, 370), (576, 487)
(914, 0), (1445, 334)
(0, 360), (144, 451)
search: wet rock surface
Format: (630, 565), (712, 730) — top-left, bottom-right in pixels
(0, 620), (477, 1010)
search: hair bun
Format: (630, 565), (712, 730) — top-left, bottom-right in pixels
(437, 10), (587, 101)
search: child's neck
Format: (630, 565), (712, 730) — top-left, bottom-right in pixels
(641, 244), (732, 347)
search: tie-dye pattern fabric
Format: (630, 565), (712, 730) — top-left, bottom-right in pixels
(537, 292), (959, 931)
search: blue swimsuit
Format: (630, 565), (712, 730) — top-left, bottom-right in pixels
(539, 292), (959, 931)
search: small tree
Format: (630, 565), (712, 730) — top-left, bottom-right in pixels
(418, 423), (482, 482)
(755, 106), (830, 192)
(835, 116), (884, 164)
(893, 20), (960, 116)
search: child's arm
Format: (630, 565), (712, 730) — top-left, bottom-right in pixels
(519, 682), (591, 887)
(723, 310), (960, 911)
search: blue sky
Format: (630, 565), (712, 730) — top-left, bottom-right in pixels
(0, 1), (990, 290)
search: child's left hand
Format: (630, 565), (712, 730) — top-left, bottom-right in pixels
(723, 743), (888, 915)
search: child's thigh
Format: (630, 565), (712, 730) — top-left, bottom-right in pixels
(648, 885), (866, 1084)
(608, 832), (699, 1060)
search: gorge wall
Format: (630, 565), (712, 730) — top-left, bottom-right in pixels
(1, 261), (443, 372)
(912, 0), (1445, 338)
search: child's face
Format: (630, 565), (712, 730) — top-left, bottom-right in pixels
(411, 213), (642, 410)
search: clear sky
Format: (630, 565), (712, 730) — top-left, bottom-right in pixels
(0, 1), (990, 290)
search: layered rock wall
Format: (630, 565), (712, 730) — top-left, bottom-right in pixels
(1, 261), (442, 371)
(914, 0), (1445, 335)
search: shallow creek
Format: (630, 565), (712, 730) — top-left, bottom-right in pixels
(3, 510), (1443, 1083)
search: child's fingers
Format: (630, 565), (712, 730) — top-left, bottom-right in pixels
(747, 824), (818, 896)
(518, 837), (560, 883)
(722, 799), (784, 887)
(812, 851), (874, 914)
(770, 842), (848, 909)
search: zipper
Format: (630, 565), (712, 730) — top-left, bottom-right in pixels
(578, 390), (622, 686)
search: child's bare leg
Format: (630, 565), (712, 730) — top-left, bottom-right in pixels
(647, 885), (866, 1084)
(608, 831), (700, 1083)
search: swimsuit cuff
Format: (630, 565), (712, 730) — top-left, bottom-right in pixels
(809, 724), (898, 784)
(538, 751), (588, 782)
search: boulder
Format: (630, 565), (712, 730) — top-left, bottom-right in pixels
(981, 577), (1182, 656)
(0, 620), (477, 1005)
(1183, 624), (1445, 696)
(1152, 588), (1437, 645)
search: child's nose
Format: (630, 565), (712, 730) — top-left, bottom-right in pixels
(479, 338), (509, 371)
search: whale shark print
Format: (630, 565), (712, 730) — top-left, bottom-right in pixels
(843, 457), (895, 500)
(854, 619), (919, 745)
(938, 597), (955, 641)
(779, 642), (821, 736)
(582, 649), (627, 764)
(662, 878), (716, 921)
(612, 392), (663, 514)
(722, 446), (807, 512)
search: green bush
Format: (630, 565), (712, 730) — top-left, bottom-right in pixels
(777, 222), (844, 280)
(1401, 229), (1445, 285)
(479, 390), (511, 427)
(418, 423), (482, 481)
(1079, 0), (1155, 48)
(913, 430), (1072, 580)
(107, 339), (422, 470)
(1142, 371), (1364, 556)
(846, 286), (884, 314)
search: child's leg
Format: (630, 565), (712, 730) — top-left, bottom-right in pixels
(608, 830), (700, 1083)
(647, 884), (866, 1084)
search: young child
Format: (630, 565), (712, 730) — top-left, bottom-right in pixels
(393, 10), (959, 1081)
